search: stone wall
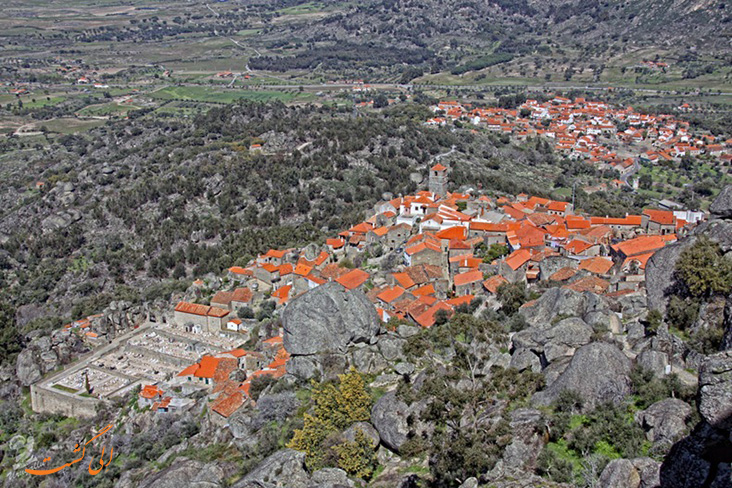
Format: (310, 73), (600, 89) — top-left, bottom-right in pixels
(30, 383), (100, 419)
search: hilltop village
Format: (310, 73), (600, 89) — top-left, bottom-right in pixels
(33, 156), (712, 424)
(426, 97), (731, 175)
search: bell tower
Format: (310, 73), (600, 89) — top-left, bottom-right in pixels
(429, 163), (448, 197)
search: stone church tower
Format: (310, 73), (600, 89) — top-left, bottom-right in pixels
(429, 163), (448, 197)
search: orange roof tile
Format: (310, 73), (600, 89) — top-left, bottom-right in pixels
(549, 267), (577, 282)
(195, 356), (220, 379)
(611, 235), (671, 257)
(578, 257), (613, 275)
(483, 275), (507, 294)
(272, 285), (292, 304)
(436, 226), (467, 240)
(211, 392), (244, 418)
(505, 249), (532, 270)
(413, 301), (453, 328)
(565, 276), (610, 293)
(446, 295), (474, 307)
(335, 268), (370, 290)
(411, 283), (435, 296)
(377, 286), (407, 304)
(392, 272), (416, 289)
(643, 209), (676, 225)
(327, 238), (345, 249)
(453, 269), (483, 287)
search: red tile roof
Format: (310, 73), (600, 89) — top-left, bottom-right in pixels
(483, 275), (508, 294)
(505, 249), (532, 270)
(453, 269), (483, 287)
(377, 286), (406, 304)
(549, 267), (577, 282)
(335, 268), (370, 290)
(578, 257), (613, 275)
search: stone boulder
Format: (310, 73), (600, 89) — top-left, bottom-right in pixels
(512, 317), (593, 365)
(234, 449), (310, 488)
(15, 349), (42, 386)
(519, 288), (610, 329)
(283, 282), (380, 356)
(343, 421), (381, 450)
(138, 460), (224, 488)
(598, 458), (660, 488)
(532, 342), (632, 410)
(501, 408), (545, 472)
(636, 348), (669, 378)
(659, 422), (732, 488)
(309, 468), (354, 487)
(371, 391), (429, 454)
(645, 238), (695, 314)
(282, 283), (383, 379)
(709, 184), (732, 219)
(698, 350), (732, 430)
(635, 398), (692, 448)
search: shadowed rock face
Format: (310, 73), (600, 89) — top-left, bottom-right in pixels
(659, 351), (732, 488)
(699, 350), (732, 431)
(709, 185), (732, 219)
(282, 282), (380, 356)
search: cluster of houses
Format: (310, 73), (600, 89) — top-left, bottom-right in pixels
(426, 97), (731, 175)
(138, 334), (289, 420)
(152, 163), (713, 422)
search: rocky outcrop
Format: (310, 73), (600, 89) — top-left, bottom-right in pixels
(283, 282), (380, 355)
(645, 238), (695, 314)
(598, 458), (660, 488)
(519, 288), (612, 330)
(138, 460), (224, 488)
(233, 449), (310, 488)
(659, 422), (732, 488)
(15, 330), (86, 386)
(309, 468), (355, 488)
(511, 317), (593, 366)
(282, 282), (382, 379)
(646, 185), (732, 314)
(371, 391), (429, 454)
(343, 421), (381, 450)
(698, 350), (732, 430)
(709, 184), (732, 219)
(532, 342), (632, 410)
(500, 408), (545, 472)
(635, 398), (692, 449)
(659, 350), (732, 488)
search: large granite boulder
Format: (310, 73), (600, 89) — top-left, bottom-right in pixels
(698, 350), (732, 430)
(15, 349), (42, 386)
(519, 288), (610, 329)
(343, 421), (381, 450)
(138, 460), (224, 488)
(709, 184), (732, 219)
(659, 350), (732, 488)
(370, 391), (429, 454)
(645, 238), (695, 314)
(635, 398), (693, 448)
(598, 458), (660, 488)
(309, 468), (354, 488)
(532, 342), (632, 410)
(283, 282), (380, 356)
(659, 422), (732, 488)
(234, 449), (310, 488)
(501, 408), (545, 472)
(512, 317), (593, 365)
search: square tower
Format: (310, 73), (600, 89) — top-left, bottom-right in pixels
(429, 163), (448, 197)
